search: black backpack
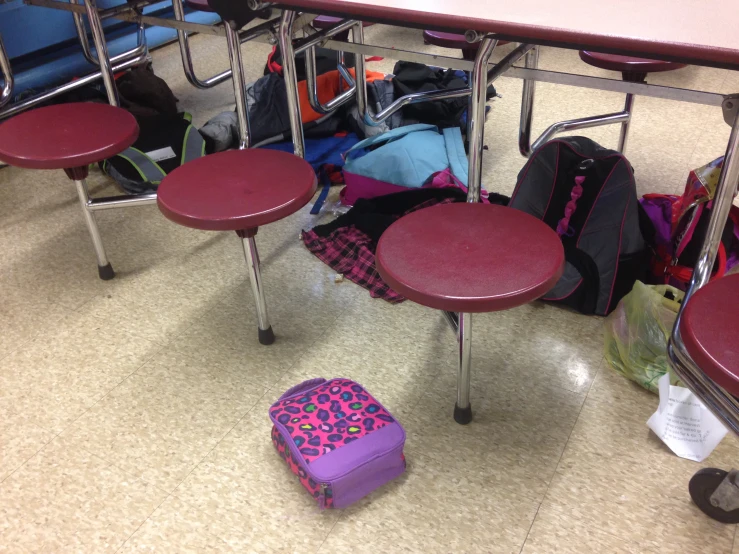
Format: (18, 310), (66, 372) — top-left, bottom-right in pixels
(508, 137), (650, 315)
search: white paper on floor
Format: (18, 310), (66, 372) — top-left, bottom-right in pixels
(647, 374), (728, 462)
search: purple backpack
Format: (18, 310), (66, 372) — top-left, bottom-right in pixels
(270, 378), (406, 508)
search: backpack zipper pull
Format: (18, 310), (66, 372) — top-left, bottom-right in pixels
(318, 483), (328, 509)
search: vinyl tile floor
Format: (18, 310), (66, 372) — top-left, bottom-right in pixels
(1, 24), (738, 554)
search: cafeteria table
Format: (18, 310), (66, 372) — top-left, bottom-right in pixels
(13, 0), (739, 517)
(264, 0), (739, 516)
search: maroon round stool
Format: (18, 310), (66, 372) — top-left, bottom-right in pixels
(680, 274), (739, 397)
(423, 30), (508, 61)
(579, 51), (687, 82)
(578, 51), (687, 152)
(678, 274), (739, 523)
(0, 102), (139, 280)
(157, 149), (317, 345)
(376, 203), (564, 423)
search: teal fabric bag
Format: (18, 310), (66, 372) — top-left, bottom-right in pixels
(343, 124), (468, 188)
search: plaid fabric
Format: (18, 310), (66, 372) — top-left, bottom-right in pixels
(302, 197), (457, 302)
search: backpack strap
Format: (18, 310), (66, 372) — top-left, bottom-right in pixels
(562, 243), (600, 314)
(182, 123), (206, 165)
(115, 147), (167, 184)
(442, 127), (468, 186)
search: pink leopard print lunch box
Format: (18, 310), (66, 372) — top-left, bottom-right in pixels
(270, 378), (406, 509)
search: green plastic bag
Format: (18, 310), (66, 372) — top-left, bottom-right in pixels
(604, 281), (684, 394)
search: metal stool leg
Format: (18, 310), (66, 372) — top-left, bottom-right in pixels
(454, 312), (473, 424)
(238, 230), (274, 345)
(618, 93), (636, 154)
(74, 179), (114, 280)
(225, 21), (251, 150)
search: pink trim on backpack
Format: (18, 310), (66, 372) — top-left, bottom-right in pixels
(556, 175), (585, 236)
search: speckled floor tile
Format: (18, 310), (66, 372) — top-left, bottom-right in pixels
(62, 347), (267, 492)
(0, 437), (167, 553)
(0, 283), (70, 361)
(172, 410), (341, 553)
(118, 496), (275, 553)
(322, 451), (540, 554)
(521, 506), (661, 554)
(0, 406), (54, 483)
(0, 310), (162, 433)
(542, 436), (735, 552)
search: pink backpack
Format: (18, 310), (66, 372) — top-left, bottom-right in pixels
(270, 378), (406, 508)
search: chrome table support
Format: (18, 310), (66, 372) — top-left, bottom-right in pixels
(278, 10), (305, 158)
(466, 37), (497, 203)
(618, 92), (636, 153)
(0, 53), (145, 120)
(225, 20), (252, 150)
(71, 0), (148, 68)
(518, 46), (634, 157)
(305, 46), (356, 114)
(172, 0), (231, 89)
(0, 35), (13, 109)
(83, 0), (120, 106)
(668, 107), (739, 435)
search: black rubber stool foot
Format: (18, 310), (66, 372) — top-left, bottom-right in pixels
(258, 326), (275, 345)
(454, 403), (472, 425)
(98, 263), (115, 280)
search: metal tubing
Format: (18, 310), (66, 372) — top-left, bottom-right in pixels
(71, 0), (99, 65)
(241, 236), (271, 332)
(225, 21), (251, 150)
(83, 0), (119, 106)
(0, 35), (13, 108)
(305, 46), (356, 114)
(457, 312), (472, 409)
(618, 93), (636, 153)
(485, 43), (534, 84)
(74, 179), (110, 268)
(442, 311), (460, 336)
(354, 22), (474, 127)
(531, 111), (631, 153)
(71, 0), (148, 68)
(370, 87), (472, 126)
(0, 52), (145, 120)
(681, 112), (739, 307)
(293, 18), (358, 55)
(87, 193), (158, 211)
(519, 47), (539, 157)
(353, 21), (367, 122)
(467, 37), (498, 203)
(278, 10), (304, 158)
(319, 37), (726, 108)
(172, 0), (231, 89)
(668, 111), (739, 435)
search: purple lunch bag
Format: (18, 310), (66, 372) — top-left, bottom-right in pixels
(270, 378), (406, 508)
